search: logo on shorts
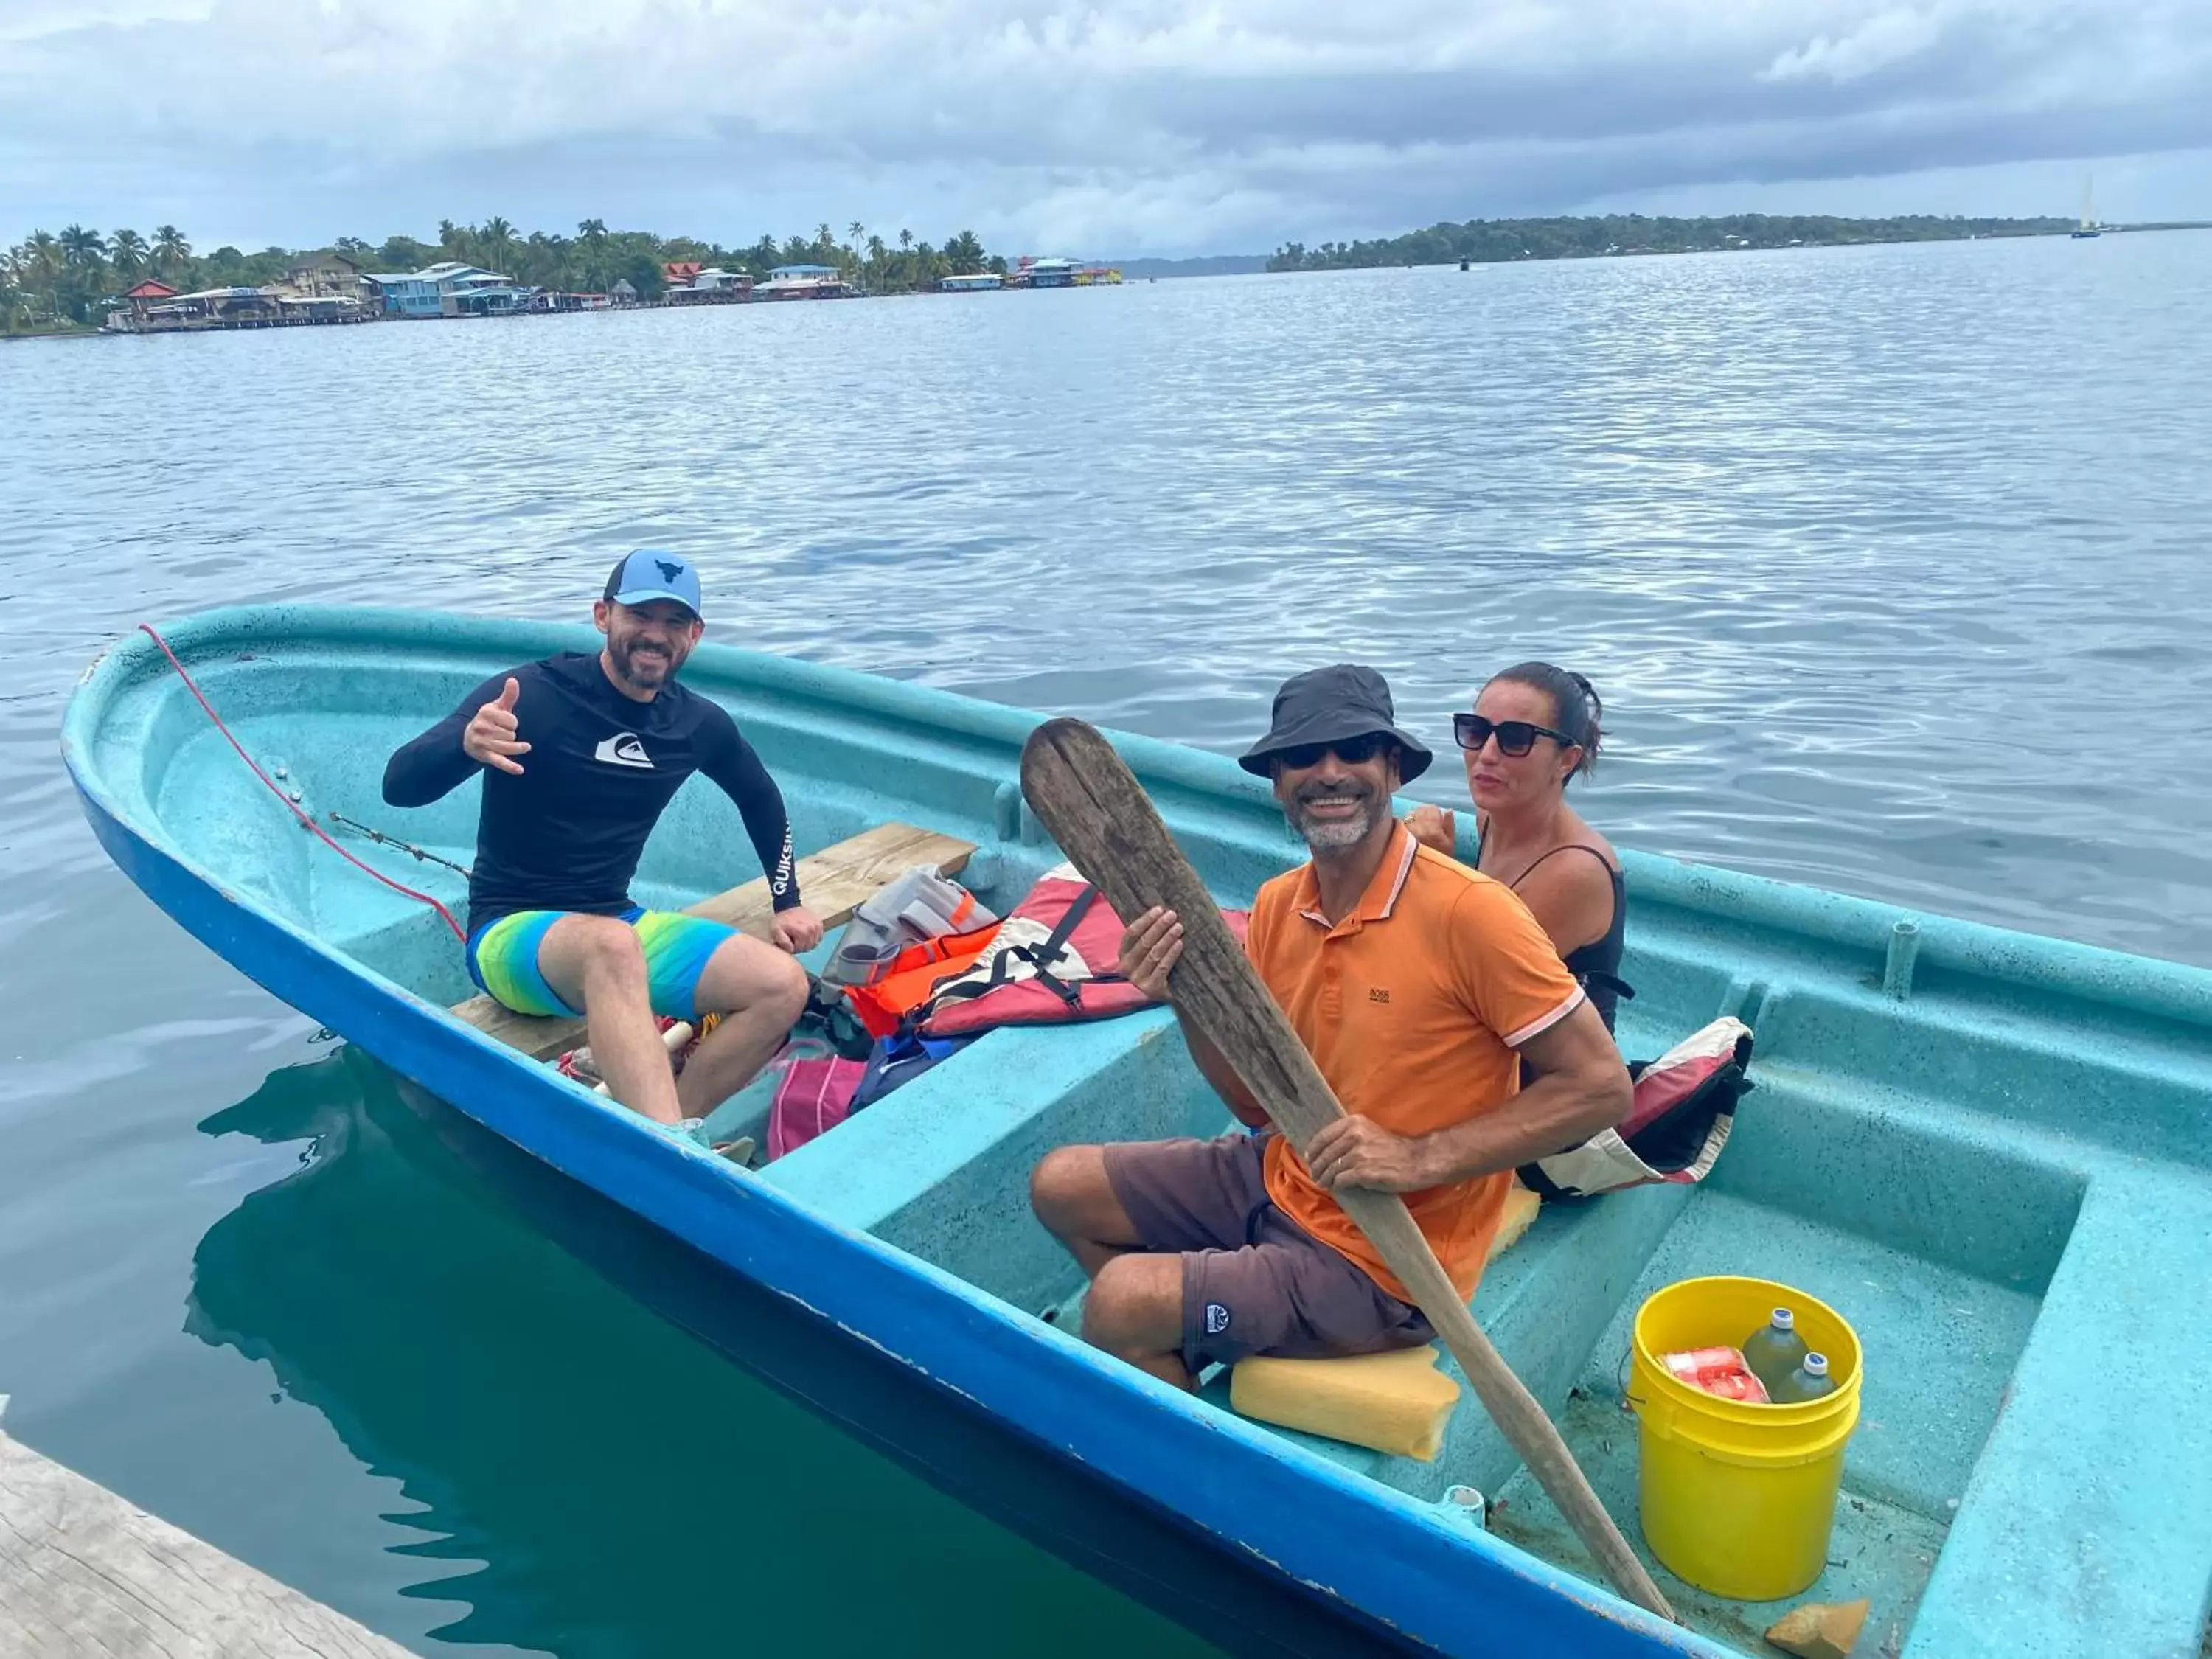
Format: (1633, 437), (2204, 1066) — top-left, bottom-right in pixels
(1204, 1302), (1231, 1336)
(594, 731), (653, 768)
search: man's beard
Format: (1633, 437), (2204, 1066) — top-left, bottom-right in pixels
(611, 635), (678, 686)
(1287, 780), (1378, 852)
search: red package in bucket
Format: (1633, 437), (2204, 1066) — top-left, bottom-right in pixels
(1660, 1346), (1771, 1404)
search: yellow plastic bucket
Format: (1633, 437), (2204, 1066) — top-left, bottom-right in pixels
(1628, 1276), (1863, 1601)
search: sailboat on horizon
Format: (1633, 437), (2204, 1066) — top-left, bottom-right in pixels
(2072, 174), (2102, 238)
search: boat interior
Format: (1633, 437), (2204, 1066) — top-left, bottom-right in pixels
(74, 611), (2212, 1659)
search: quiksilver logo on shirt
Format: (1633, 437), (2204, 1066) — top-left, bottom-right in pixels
(594, 732), (653, 769)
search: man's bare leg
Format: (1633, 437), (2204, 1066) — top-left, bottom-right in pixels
(675, 933), (810, 1118)
(1079, 1253), (1192, 1389)
(537, 915), (684, 1124)
(1030, 1144), (1150, 1278)
(1033, 1147), (1199, 1388)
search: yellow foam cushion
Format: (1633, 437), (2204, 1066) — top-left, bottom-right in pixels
(1226, 1182), (1540, 1459)
(1231, 1343), (1461, 1461)
(1486, 1178), (1543, 1264)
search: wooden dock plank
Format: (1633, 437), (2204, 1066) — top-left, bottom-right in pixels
(451, 820), (977, 1060)
(0, 1426), (417, 1658)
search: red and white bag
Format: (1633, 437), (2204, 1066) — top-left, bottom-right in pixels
(912, 866), (1248, 1039)
(1518, 1017), (1753, 1200)
(1660, 1346), (1770, 1403)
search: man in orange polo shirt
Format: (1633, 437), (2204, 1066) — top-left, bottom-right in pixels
(1030, 664), (1631, 1389)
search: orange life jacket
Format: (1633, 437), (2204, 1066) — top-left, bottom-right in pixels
(841, 925), (1000, 1038)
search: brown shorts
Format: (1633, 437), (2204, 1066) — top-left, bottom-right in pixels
(1102, 1132), (1434, 1374)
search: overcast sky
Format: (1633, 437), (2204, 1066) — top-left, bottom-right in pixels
(3, 0), (2207, 257)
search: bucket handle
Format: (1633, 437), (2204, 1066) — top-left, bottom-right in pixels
(1624, 1386), (1677, 1443)
(1621, 1353), (1680, 1443)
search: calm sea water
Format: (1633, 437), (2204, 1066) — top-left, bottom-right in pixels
(4, 232), (2210, 1655)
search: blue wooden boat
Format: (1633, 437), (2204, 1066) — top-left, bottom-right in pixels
(63, 606), (2212, 1659)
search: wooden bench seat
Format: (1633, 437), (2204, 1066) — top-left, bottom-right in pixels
(451, 820), (977, 1060)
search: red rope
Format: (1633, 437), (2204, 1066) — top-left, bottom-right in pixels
(138, 622), (469, 943)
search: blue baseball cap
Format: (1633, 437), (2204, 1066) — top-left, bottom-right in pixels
(604, 549), (703, 619)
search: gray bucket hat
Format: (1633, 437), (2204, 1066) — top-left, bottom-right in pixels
(1238, 664), (1433, 783)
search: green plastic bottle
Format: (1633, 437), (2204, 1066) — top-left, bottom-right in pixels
(1742, 1307), (1810, 1394)
(1769, 1352), (1838, 1404)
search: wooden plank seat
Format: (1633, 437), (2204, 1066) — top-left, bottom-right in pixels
(451, 821), (977, 1060)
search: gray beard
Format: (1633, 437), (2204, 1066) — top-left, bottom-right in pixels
(1291, 798), (1377, 852)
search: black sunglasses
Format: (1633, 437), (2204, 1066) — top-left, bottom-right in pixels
(1272, 732), (1393, 771)
(1453, 713), (1576, 757)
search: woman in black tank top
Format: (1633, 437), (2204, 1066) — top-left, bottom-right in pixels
(1405, 664), (1630, 1031)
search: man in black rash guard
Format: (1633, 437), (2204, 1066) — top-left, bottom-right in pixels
(383, 551), (823, 1147)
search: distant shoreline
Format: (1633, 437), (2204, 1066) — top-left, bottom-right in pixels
(11, 218), (2208, 342)
(1262, 214), (2212, 274)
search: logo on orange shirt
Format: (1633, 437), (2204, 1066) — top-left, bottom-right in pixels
(1368, 987), (1391, 1004)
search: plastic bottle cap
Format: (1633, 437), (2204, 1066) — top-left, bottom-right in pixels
(1804, 1352), (1829, 1377)
(1770, 1307), (1795, 1330)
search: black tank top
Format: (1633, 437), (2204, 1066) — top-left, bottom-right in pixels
(1479, 835), (1631, 1032)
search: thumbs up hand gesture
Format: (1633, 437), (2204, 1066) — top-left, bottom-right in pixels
(464, 678), (530, 775)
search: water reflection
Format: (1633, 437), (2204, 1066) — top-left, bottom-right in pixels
(188, 1048), (1227, 1658)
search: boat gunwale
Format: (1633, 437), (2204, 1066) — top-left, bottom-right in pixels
(66, 603), (2212, 1036)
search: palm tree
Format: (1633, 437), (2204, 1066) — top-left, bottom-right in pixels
(153, 225), (191, 279)
(58, 224), (107, 267)
(945, 229), (984, 272)
(108, 229), (149, 280)
(480, 215), (517, 275)
(899, 228), (913, 251)
(52, 226), (110, 322)
(10, 232), (60, 319)
(576, 220), (610, 290)
(25, 230), (62, 290)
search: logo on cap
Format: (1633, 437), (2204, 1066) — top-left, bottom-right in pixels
(654, 558), (684, 584)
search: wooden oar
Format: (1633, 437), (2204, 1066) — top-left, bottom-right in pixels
(1020, 717), (1677, 1624)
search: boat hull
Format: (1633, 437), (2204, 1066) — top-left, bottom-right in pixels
(63, 611), (1709, 1659)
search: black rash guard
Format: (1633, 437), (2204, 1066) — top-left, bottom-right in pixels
(382, 652), (800, 936)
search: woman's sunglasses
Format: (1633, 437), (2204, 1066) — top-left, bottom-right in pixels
(1453, 713), (1576, 757)
(1272, 733), (1392, 771)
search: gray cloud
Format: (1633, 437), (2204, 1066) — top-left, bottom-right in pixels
(1, 0), (2206, 255)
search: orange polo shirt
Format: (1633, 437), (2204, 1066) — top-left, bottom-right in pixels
(1248, 824), (1587, 1306)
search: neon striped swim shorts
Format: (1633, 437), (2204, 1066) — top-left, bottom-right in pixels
(466, 906), (735, 1022)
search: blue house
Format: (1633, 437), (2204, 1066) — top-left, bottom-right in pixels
(366, 274), (440, 319)
(364, 262), (522, 319)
